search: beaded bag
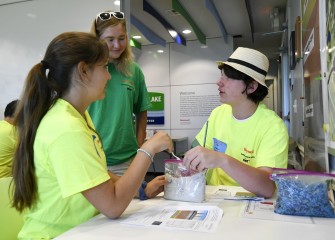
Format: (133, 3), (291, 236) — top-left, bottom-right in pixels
(270, 171), (335, 218)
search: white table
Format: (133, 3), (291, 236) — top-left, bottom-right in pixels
(55, 186), (335, 240)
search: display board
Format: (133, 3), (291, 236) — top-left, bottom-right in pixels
(170, 84), (220, 129)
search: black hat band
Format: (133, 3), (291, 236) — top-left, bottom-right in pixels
(227, 58), (267, 76)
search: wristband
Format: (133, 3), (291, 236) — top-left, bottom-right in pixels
(138, 181), (148, 200)
(137, 148), (153, 163)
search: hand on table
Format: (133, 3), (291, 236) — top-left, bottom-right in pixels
(145, 175), (167, 198)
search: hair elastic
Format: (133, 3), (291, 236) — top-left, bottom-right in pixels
(40, 60), (50, 70)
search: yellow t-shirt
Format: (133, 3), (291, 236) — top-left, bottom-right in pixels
(18, 99), (110, 239)
(196, 103), (288, 186)
(0, 120), (16, 178)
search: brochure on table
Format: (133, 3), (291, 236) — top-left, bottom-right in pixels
(121, 204), (223, 233)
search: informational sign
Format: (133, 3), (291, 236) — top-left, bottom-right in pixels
(171, 84), (221, 129)
(147, 92), (165, 125)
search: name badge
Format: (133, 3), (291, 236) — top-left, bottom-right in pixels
(213, 138), (227, 153)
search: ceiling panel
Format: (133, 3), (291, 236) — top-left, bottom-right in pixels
(0, 0), (287, 60)
(129, 0), (287, 60)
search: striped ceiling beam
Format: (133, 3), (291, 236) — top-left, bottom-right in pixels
(172, 0), (206, 45)
(204, 0), (228, 43)
(131, 14), (166, 47)
(143, 0), (186, 46)
(130, 38), (142, 49)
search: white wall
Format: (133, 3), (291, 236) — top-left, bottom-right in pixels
(0, 0), (119, 118)
(136, 37), (234, 148)
(0, 0), (233, 151)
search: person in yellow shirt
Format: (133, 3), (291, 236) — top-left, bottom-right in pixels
(183, 47), (288, 198)
(11, 32), (173, 239)
(0, 99), (19, 178)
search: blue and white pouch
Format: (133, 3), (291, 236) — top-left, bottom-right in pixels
(270, 171), (335, 218)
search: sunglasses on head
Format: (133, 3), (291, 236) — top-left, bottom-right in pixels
(96, 11), (125, 23)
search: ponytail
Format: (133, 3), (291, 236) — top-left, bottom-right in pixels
(11, 31), (109, 212)
(12, 63), (57, 212)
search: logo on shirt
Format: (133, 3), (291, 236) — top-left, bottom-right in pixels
(240, 148), (255, 163)
(243, 148), (254, 154)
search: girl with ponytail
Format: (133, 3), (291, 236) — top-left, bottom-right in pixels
(11, 31), (172, 239)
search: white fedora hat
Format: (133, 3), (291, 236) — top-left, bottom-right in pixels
(216, 47), (269, 87)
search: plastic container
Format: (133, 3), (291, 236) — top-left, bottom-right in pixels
(270, 171), (335, 218)
(164, 159), (206, 203)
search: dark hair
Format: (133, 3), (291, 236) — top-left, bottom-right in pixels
(220, 64), (268, 103)
(12, 32), (109, 212)
(4, 99), (19, 118)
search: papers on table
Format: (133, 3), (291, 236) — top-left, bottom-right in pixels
(240, 200), (313, 224)
(121, 204), (223, 233)
(207, 187), (264, 202)
(122, 185), (331, 234)
(223, 191), (264, 201)
(209, 186), (314, 224)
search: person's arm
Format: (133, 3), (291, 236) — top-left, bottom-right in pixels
(107, 153), (167, 199)
(82, 131), (173, 219)
(98, 170), (166, 201)
(135, 111), (147, 147)
(183, 146), (275, 198)
(107, 171), (120, 182)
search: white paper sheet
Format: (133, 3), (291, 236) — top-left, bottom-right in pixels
(121, 204), (223, 232)
(240, 200), (313, 224)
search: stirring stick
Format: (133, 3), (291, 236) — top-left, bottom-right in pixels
(203, 121), (209, 147)
(171, 152), (181, 160)
(203, 121), (209, 175)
